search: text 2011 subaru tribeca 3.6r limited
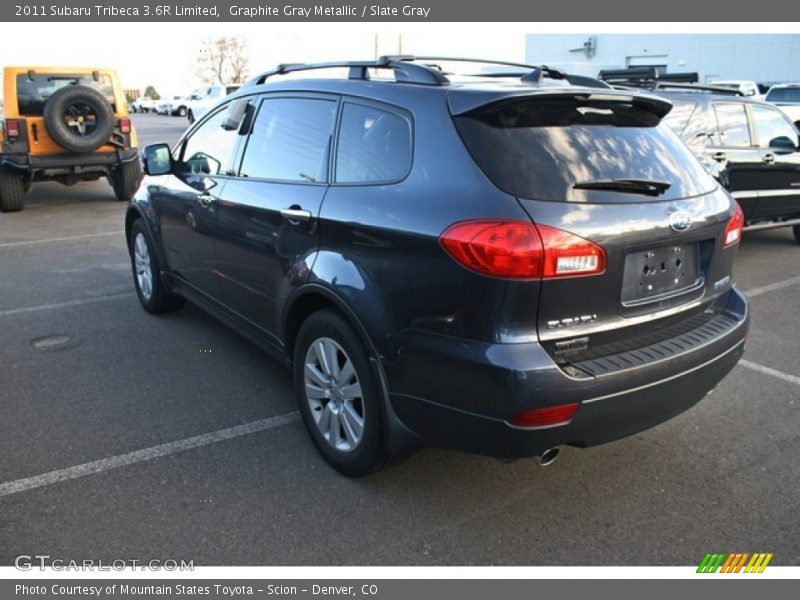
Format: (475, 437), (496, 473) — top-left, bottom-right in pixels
(126, 57), (749, 476)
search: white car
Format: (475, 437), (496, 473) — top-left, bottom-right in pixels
(709, 80), (761, 99)
(764, 84), (800, 128)
(187, 84), (241, 123)
(156, 95), (195, 116)
(130, 96), (156, 113)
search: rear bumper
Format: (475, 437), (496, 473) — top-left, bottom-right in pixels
(1, 149), (139, 171)
(386, 287), (749, 459)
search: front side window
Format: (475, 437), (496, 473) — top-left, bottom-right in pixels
(180, 106), (240, 175)
(335, 103), (412, 183)
(750, 105), (799, 149)
(239, 97), (336, 183)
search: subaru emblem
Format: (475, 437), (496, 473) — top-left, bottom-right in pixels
(668, 210), (692, 232)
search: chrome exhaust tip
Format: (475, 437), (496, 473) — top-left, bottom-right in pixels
(536, 447), (560, 466)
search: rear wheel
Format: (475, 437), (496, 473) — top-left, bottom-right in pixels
(793, 225), (800, 244)
(111, 161), (142, 202)
(0, 168), (25, 212)
(129, 220), (184, 314)
(177, 106), (187, 117)
(293, 310), (386, 476)
(187, 110), (195, 124)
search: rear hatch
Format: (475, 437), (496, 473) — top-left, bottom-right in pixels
(451, 89), (742, 368)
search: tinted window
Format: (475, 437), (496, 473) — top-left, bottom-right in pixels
(713, 103), (751, 147)
(240, 98), (336, 182)
(765, 87), (800, 103)
(335, 103), (412, 183)
(180, 106), (240, 175)
(454, 97), (716, 203)
(751, 105), (799, 149)
(661, 101), (697, 137)
(16, 73), (114, 116)
(226, 86), (240, 95)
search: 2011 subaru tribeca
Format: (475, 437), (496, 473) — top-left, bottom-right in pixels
(125, 57), (750, 476)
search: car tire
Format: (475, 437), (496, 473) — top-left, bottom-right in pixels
(111, 160), (142, 202)
(177, 106), (187, 117)
(42, 85), (115, 153)
(187, 110), (195, 124)
(293, 309), (387, 477)
(0, 167), (25, 212)
(793, 225), (800, 244)
(129, 220), (184, 314)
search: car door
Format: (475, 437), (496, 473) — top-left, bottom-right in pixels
(214, 94), (338, 339)
(748, 103), (800, 220)
(705, 101), (763, 219)
(150, 104), (242, 298)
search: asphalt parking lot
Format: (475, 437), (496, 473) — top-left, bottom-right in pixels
(1, 113), (799, 567)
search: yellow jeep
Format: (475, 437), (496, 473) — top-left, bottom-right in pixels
(0, 66), (141, 212)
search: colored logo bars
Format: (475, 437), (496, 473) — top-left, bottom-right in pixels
(697, 552), (773, 573)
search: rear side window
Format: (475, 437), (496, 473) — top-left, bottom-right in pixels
(335, 103), (412, 183)
(454, 97), (716, 203)
(713, 103), (751, 147)
(16, 73), (114, 116)
(750, 105), (799, 149)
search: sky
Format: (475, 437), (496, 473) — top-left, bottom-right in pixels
(1, 23), (796, 98)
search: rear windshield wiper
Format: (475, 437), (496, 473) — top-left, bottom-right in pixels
(573, 178), (672, 196)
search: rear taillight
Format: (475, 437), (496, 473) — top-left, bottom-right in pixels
(439, 220), (605, 279)
(118, 118), (131, 134)
(4, 119), (21, 139)
(507, 403), (580, 429)
(724, 203), (744, 248)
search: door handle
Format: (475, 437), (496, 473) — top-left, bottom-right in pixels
(762, 154), (776, 165)
(280, 207), (313, 223)
(198, 194), (216, 207)
(711, 151), (727, 162)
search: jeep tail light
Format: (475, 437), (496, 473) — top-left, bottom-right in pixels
(439, 220), (605, 279)
(118, 118), (131, 134)
(723, 203), (744, 248)
(5, 120), (21, 139)
(507, 403), (580, 429)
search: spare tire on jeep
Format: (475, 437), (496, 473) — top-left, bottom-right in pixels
(42, 85), (114, 153)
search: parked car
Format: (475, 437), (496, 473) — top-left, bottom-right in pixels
(0, 66), (141, 212)
(156, 95), (193, 116)
(131, 96), (157, 113)
(126, 57), (749, 476)
(764, 83), (800, 128)
(660, 89), (800, 242)
(710, 80), (761, 99)
(187, 84), (240, 123)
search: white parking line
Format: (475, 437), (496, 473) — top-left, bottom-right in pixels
(0, 412), (301, 498)
(0, 292), (133, 317)
(0, 230), (125, 248)
(739, 359), (800, 386)
(744, 275), (800, 298)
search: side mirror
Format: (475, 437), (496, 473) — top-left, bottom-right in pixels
(142, 143), (173, 176)
(768, 136), (798, 152)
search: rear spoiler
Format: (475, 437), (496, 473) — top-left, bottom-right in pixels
(447, 90), (673, 120)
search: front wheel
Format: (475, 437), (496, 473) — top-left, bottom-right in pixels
(129, 220), (184, 314)
(793, 225), (800, 245)
(293, 310), (386, 476)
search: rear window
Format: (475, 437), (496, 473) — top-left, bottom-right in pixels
(765, 87), (800, 103)
(661, 100), (698, 136)
(454, 97), (716, 203)
(16, 73), (114, 116)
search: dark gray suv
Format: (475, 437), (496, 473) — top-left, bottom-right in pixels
(126, 57), (749, 476)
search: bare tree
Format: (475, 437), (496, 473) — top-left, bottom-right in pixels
(196, 37), (250, 84)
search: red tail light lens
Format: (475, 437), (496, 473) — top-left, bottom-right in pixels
(439, 220), (605, 279)
(723, 203), (744, 248)
(508, 402), (580, 429)
(4, 119), (21, 139)
(118, 118), (132, 134)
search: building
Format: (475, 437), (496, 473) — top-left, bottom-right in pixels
(525, 34), (800, 87)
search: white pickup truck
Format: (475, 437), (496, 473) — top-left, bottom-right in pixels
(186, 84), (241, 123)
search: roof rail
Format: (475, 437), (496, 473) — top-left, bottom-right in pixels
(244, 55), (449, 87)
(651, 82), (744, 96)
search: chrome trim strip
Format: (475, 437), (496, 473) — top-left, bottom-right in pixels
(744, 218), (800, 232)
(732, 189), (800, 199)
(581, 338), (745, 404)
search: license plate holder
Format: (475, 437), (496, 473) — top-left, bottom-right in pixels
(621, 244), (699, 305)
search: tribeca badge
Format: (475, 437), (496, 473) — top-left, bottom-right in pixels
(697, 552), (773, 573)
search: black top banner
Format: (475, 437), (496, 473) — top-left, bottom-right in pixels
(3, 0), (799, 21)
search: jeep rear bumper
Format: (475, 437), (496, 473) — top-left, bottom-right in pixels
(1, 149), (139, 172)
